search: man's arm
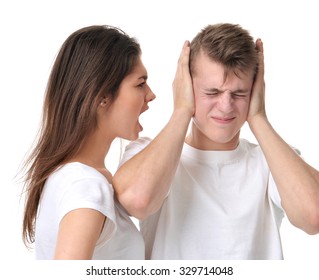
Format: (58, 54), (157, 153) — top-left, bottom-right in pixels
(248, 39), (319, 234)
(113, 41), (194, 220)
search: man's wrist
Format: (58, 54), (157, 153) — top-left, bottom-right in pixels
(172, 107), (194, 121)
(248, 114), (269, 134)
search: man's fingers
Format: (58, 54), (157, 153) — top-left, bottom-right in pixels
(175, 41), (190, 76)
(256, 38), (264, 76)
(179, 40), (190, 65)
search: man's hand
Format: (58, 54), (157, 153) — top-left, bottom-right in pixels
(172, 40), (195, 117)
(247, 38), (267, 126)
(112, 40), (194, 220)
(246, 39), (319, 234)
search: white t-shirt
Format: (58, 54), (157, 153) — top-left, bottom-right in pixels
(121, 137), (285, 260)
(35, 162), (144, 260)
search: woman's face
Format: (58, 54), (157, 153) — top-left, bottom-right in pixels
(99, 57), (156, 141)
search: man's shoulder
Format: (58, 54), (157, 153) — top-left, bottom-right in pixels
(120, 137), (153, 165)
(240, 138), (301, 156)
(125, 136), (152, 151)
(240, 138), (258, 149)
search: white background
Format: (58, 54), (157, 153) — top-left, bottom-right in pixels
(1, 0), (318, 269)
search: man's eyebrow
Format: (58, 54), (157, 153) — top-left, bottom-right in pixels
(203, 87), (249, 94)
(231, 88), (250, 94)
(203, 87), (221, 92)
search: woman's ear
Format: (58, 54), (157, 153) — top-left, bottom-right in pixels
(100, 98), (108, 107)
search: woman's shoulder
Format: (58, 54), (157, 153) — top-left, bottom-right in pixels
(48, 162), (111, 189)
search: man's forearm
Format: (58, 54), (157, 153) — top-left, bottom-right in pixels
(249, 115), (319, 234)
(113, 108), (192, 220)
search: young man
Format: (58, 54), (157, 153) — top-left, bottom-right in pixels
(113, 23), (319, 259)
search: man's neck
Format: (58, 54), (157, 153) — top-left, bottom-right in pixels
(185, 130), (240, 151)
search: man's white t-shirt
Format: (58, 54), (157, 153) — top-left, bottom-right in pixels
(121, 137), (285, 260)
(35, 162), (144, 259)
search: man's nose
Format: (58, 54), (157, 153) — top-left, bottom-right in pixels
(217, 91), (233, 112)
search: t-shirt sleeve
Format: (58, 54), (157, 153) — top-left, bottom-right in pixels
(268, 146), (302, 211)
(57, 177), (117, 249)
(268, 174), (282, 210)
(119, 137), (152, 167)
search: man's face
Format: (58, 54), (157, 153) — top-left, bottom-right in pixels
(188, 51), (254, 150)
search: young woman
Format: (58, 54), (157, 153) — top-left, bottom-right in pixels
(21, 25), (157, 259)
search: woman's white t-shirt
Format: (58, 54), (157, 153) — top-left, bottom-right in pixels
(35, 162), (144, 259)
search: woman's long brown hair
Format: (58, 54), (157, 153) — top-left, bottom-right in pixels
(21, 25), (141, 246)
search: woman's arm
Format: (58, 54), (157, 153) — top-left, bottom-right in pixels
(54, 209), (105, 259)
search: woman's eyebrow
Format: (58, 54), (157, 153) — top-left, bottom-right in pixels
(138, 75), (148, 81)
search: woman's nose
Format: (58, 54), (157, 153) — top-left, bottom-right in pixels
(146, 86), (156, 102)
